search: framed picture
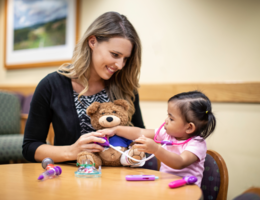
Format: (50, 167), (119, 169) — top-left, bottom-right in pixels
(4, 0), (79, 69)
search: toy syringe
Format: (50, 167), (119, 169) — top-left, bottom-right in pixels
(38, 158), (62, 181)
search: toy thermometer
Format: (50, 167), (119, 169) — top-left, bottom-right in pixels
(168, 176), (197, 188)
(125, 175), (158, 181)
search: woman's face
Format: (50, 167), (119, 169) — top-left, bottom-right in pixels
(88, 36), (133, 80)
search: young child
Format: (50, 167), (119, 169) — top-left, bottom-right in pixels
(99, 91), (216, 187)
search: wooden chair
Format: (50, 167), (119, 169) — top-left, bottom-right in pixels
(243, 187), (260, 196)
(201, 150), (229, 200)
(138, 154), (159, 171)
(233, 187), (260, 200)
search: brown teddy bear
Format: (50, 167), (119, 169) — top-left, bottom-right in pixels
(77, 99), (145, 168)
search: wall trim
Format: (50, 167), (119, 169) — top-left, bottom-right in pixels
(1, 82), (260, 103)
(138, 82), (260, 103)
(0, 85), (36, 95)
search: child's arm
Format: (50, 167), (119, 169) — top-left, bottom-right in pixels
(98, 126), (155, 140)
(135, 136), (198, 169)
(155, 146), (198, 169)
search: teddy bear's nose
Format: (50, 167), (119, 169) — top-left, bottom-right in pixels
(106, 117), (113, 122)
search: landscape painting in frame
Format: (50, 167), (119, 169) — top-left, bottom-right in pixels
(5, 0), (78, 69)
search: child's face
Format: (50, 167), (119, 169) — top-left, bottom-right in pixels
(164, 101), (190, 140)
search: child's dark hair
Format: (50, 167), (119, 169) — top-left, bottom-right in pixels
(168, 90), (216, 139)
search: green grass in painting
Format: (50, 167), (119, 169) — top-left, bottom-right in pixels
(14, 18), (66, 51)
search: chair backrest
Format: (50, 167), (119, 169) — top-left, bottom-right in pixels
(0, 91), (21, 135)
(141, 153), (159, 171)
(22, 94), (33, 114)
(201, 150), (229, 200)
(13, 92), (25, 110)
(233, 187), (260, 200)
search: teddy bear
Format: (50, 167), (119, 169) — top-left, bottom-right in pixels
(77, 99), (145, 168)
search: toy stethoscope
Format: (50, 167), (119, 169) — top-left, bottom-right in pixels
(153, 122), (192, 145)
(100, 122), (192, 164)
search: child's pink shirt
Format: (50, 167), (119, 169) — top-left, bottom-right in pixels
(155, 126), (207, 187)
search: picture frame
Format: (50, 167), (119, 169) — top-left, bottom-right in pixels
(4, 0), (80, 69)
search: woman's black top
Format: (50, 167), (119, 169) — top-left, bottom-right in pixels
(22, 72), (145, 162)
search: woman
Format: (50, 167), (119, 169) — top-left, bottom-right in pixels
(22, 12), (145, 163)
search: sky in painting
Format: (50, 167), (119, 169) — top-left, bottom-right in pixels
(13, 0), (68, 30)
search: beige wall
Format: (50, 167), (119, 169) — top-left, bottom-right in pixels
(1, 1), (260, 199)
(80, 0), (260, 83)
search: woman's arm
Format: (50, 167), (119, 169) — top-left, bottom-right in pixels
(22, 75), (53, 162)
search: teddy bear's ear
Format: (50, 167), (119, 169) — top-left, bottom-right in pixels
(86, 102), (100, 116)
(114, 99), (129, 111)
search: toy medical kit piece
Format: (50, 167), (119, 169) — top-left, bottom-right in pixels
(74, 158), (101, 178)
(42, 157), (54, 170)
(95, 136), (110, 147)
(125, 175), (159, 181)
(154, 122), (192, 145)
(38, 166), (62, 181)
(168, 176), (197, 188)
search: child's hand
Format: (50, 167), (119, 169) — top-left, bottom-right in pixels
(97, 127), (116, 138)
(134, 135), (159, 154)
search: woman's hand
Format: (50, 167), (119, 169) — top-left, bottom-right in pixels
(68, 132), (106, 160)
(134, 135), (159, 154)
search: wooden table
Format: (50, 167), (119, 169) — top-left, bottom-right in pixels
(0, 163), (202, 200)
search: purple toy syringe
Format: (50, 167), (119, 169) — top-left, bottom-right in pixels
(94, 137), (110, 147)
(38, 166), (62, 181)
(168, 176), (197, 188)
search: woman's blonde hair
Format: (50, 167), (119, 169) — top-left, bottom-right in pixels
(58, 12), (141, 123)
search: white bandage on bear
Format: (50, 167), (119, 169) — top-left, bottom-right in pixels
(120, 149), (146, 167)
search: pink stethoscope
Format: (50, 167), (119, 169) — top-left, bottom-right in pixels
(100, 122), (192, 164)
(154, 122), (192, 145)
